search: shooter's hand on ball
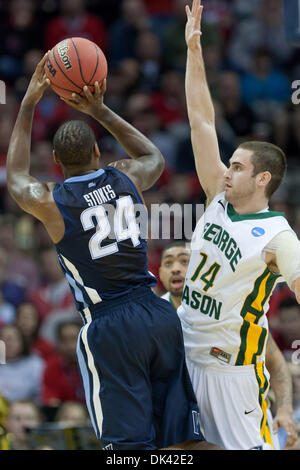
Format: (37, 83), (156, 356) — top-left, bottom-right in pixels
(23, 52), (50, 106)
(61, 80), (107, 119)
(185, 0), (203, 51)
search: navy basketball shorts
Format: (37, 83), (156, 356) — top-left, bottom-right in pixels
(76, 287), (204, 450)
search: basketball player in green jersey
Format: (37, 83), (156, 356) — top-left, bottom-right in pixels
(181, 0), (300, 449)
(159, 241), (297, 449)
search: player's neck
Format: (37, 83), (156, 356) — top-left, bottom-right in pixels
(230, 195), (269, 215)
(63, 166), (100, 179)
(171, 294), (182, 311)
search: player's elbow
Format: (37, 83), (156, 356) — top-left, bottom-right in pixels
(7, 183), (25, 211)
(6, 175), (18, 200)
(276, 233), (300, 289)
(154, 149), (165, 176)
(140, 150), (164, 191)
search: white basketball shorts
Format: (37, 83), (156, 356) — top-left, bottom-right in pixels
(186, 358), (275, 450)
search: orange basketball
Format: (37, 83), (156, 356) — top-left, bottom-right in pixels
(44, 37), (107, 99)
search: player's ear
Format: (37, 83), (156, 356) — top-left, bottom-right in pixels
(53, 150), (59, 164)
(94, 142), (100, 159)
(257, 171), (271, 189)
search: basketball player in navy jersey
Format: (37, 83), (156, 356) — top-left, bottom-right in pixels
(6, 53), (218, 450)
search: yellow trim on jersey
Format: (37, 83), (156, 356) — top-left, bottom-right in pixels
(250, 271), (270, 312)
(242, 272), (272, 365)
(236, 268), (280, 366)
(255, 362), (274, 449)
(242, 320), (266, 366)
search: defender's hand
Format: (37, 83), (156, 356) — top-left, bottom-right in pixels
(185, 0), (203, 51)
(61, 80), (107, 118)
(273, 406), (298, 449)
(23, 52), (50, 106)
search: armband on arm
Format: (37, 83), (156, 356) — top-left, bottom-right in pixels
(264, 231), (300, 289)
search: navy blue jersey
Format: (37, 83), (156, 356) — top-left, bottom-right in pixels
(53, 166), (156, 320)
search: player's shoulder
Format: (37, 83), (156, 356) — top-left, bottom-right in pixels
(107, 160), (144, 198)
(107, 159), (137, 182)
(205, 191), (226, 210)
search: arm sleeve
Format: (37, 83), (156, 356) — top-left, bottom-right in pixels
(263, 230), (300, 289)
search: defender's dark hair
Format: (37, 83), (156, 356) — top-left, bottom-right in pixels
(53, 120), (96, 167)
(161, 241), (189, 261)
(239, 141), (287, 199)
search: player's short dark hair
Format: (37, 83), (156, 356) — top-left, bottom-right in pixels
(239, 141), (287, 199)
(160, 240), (189, 261)
(53, 120), (96, 167)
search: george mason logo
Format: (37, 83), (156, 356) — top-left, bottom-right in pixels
(58, 41), (72, 70)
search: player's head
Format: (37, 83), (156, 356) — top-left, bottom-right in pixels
(224, 141), (286, 204)
(53, 120), (100, 169)
(159, 241), (191, 297)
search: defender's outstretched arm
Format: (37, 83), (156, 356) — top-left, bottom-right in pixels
(185, 0), (226, 203)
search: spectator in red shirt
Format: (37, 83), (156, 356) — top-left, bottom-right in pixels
(151, 70), (186, 127)
(143, 0), (173, 16)
(29, 247), (76, 323)
(41, 321), (84, 406)
(269, 298), (300, 359)
(44, 0), (107, 52)
(15, 301), (57, 363)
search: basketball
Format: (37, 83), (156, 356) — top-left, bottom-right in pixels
(44, 37), (107, 99)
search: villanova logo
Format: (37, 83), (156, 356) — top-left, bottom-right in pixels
(251, 227), (265, 237)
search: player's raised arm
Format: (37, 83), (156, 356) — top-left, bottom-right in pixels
(6, 53), (54, 219)
(185, 0), (226, 202)
(61, 81), (164, 193)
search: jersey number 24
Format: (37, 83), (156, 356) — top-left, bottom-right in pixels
(80, 196), (141, 259)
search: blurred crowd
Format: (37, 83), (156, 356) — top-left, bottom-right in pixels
(0, 0), (300, 449)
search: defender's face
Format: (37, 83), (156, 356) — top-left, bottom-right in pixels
(224, 149), (256, 204)
(159, 246), (191, 296)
